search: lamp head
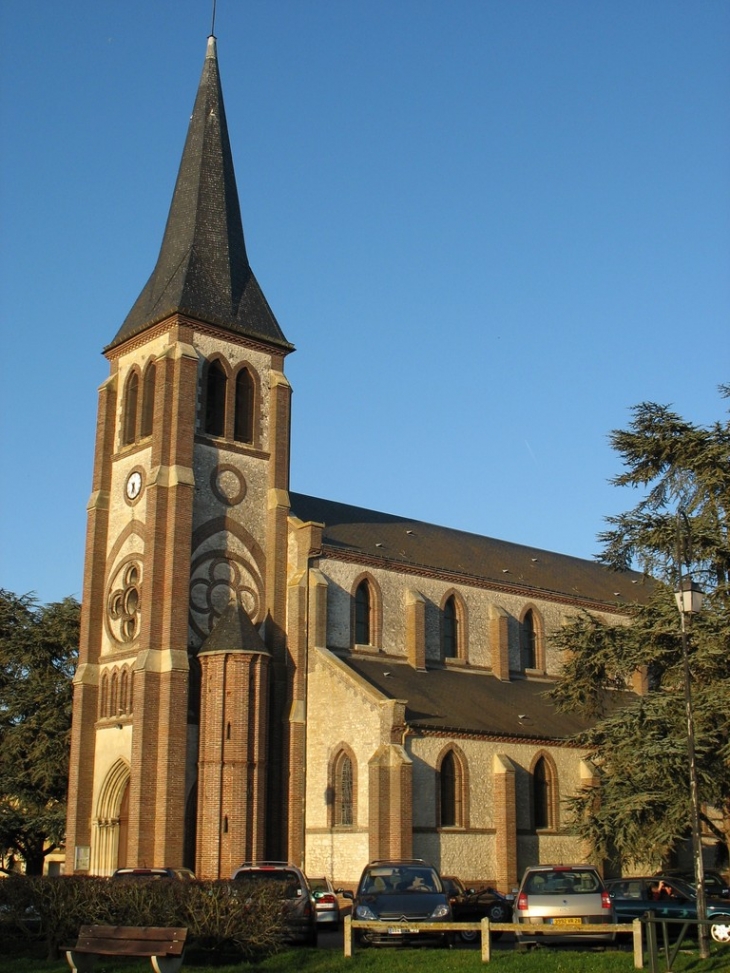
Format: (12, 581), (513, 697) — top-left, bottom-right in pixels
(674, 576), (704, 615)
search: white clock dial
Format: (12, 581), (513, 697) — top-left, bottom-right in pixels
(125, 471), (142, 500)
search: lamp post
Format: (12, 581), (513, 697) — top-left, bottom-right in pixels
(674, 513), (707, 959)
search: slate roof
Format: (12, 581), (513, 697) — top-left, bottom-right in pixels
(342, 654), (618, 742)
(107, 36), (292, 353)
(289, 493), (651, 611)
(199, 599), (270, 656)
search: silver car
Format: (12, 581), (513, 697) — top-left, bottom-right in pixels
(515, 865), (615, 942)
(308, 876), (341, 928)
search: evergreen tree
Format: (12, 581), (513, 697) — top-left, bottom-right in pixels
(550, 388), (730, 871)
(0, 590), (79, 875)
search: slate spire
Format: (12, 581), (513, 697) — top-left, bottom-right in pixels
(108, 35), (292, 352)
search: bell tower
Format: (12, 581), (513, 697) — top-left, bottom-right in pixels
(65, 35), (295, 877)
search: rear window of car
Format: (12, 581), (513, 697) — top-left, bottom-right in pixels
(234, 869), (303, 896)
(524, 870), (602, 894)
(610, 881), (643, 899)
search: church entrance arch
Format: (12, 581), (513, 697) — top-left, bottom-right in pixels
(91, 759), (130, 875)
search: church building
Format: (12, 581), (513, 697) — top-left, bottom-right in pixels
(65, 35), (646, 890)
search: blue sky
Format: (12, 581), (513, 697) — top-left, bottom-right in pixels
(1, 1), (728, 605)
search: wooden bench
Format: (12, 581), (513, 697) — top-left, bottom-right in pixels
(64, 925), (187, 973)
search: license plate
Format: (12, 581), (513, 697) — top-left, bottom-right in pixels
(387, 926), (419, 935)
(552, 917), (582, 928)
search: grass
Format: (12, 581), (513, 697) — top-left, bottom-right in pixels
(5, 942), (730, 973)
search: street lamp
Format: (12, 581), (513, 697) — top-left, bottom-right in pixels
(674, 516), (707, 958)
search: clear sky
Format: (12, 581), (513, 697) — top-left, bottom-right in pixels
(1, 1), (728, 605)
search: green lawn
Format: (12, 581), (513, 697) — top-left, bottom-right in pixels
(6, 943), (730, 973)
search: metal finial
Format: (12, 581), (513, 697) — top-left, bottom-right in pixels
(211, 0), (217, 36)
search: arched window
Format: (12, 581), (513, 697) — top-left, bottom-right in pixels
(439, 749), (464, 827)
(335, 752), (354, 826)
(100, 671), (110, 719)
(120, 666), (129, 714)
(533, 756), (553, 830)
(110, 669), (119, 716)
(140, 362), (156, 438)
(355, 580), (371, 645)
(521, 609), (537, 670)
(234, 368), (254, 443)
(204, 361), (227, 437)
(443, 595), (458, 659)
(122, 372), (139, 445)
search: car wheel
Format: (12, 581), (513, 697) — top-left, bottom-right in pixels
(459, 927), (479, 943)
(488, 902), (509, 922)
(710, 915), (730, 944)
(488, 902), (508, 941)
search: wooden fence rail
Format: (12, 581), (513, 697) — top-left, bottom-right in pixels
(343, 915), (644, 965)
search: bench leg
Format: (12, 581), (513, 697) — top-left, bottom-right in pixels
(65, 951), (97, 973)
(151, 956), (184, 973)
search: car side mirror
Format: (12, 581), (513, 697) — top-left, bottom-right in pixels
(338, 889), (354, 900)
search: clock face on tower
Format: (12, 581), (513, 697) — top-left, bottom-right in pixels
(125, 470), (143, 501)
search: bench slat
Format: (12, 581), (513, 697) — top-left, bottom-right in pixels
(78, 926), (186, 941)
(75, 940), (184, 956)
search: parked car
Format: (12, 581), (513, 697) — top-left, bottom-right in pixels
(308, 876), (340, 928)
(441, 876), (512, 942)
(111, 867), (196, 880)
(606, 875), (730, 944)
(514, 864), (615, 943)
(654, 869), (730, 901)
(231, 861), (318, 947)
(350, 859), (452, 947)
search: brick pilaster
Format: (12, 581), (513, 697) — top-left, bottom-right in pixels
(493, 753), (518, 892)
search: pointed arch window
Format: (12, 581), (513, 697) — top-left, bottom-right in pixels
(122, 372), (139, 445)
(110, 668), (119, 716)
(234, 367), (254, 443)
(533, 756), (554, 830)
(521, 609), (537, 670)
(140, 362), (156, 438)
(439, 749), (464, 827)
(204, 361), (227, 437)
(355, 580), (371, 645)
(335, 752), (354, 826)
(100, 671), (110, 719)
(443, 595), (458, 659)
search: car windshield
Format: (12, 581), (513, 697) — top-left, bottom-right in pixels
(362, 866), (440, 893)
(525, 870), (601, 894)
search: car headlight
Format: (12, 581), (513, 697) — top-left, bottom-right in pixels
(355, 904), (378, 921)
(430, 904), (450, 919)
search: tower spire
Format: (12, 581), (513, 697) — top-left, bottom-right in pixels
(108, 36), (292, 352)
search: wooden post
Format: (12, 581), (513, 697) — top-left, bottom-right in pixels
(481, 917), (490, 962)
(633, 918), (643, 969)
(343, 915), (352, 957)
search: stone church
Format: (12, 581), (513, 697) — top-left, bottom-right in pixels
(65, 35), (646, 890)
